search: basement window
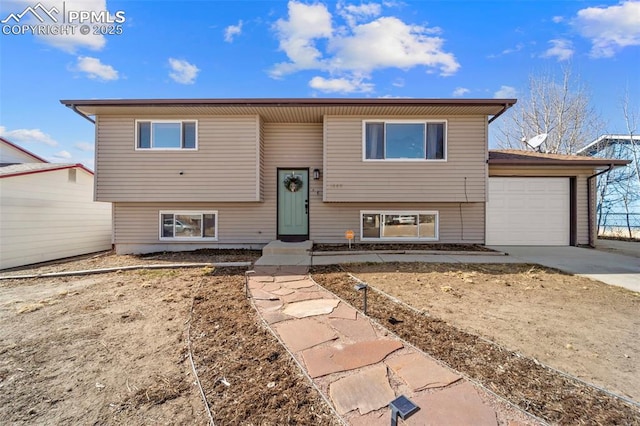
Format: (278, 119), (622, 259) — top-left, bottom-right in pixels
(361, 211), (438, 241)
(160, 211), (217, 240)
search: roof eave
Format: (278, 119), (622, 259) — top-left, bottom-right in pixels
(0, 163), (94, 179)
(489, 159), (631, 167)
(0, 137), (49, 163)
(577, 134), (640, 154)
(60, 97), (517, 107)
(60, 97), (517, 118)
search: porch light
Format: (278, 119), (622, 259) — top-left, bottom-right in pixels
(313, 168), (321, 180)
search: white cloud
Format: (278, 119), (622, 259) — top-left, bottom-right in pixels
(542, 39), (574, 61)
(329, 17), (459, 76)
(270, 0), (459, 88)
(224, 20), (243, 42)
(168, 58), (200, 84)
(76, 56), (119, 80)
(453, 87), (470, 97)
(573, 1), (640, 58)
(53, 150), (72, 160)
(82, 158), (95, 169)
(552, 16), (564, 23)
(271, 1), (333, 78)
(502, 43), (524, 55)
(392, 77), (404, 87)
(74, 141), (94, 152)
(338, 2), (382, 27)
(488, 43), (524, 58)
(309, 76), (373, 93)
(494, 85), (517, 98)
(0, 125), (58, 146)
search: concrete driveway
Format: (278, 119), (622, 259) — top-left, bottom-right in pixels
(489, 246), (640, 293)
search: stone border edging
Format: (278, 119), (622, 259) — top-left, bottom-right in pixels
(0, 262), (252, 280)
(312, 250), (507, 256)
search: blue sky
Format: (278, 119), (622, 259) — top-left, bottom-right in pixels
(1, 0), (638, 169)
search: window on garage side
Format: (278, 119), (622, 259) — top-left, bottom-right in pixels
(160, 211), (217, 240)
(360, 211), (438, 241)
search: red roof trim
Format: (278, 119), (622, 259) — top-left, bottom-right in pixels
(0, 163), (94, 179)
(0, 137), (49, 163)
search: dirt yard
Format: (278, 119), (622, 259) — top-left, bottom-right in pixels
(2, 251), (639, 424)
(0, 251), (339, 425)
(311, 263), (640, 424)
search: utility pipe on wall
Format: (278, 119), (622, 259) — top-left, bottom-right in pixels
(586, 165), (614, 247)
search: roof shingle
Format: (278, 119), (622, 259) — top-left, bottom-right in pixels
(488, 149), (630, 167)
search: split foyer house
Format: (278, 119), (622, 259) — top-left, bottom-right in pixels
(60, 98), (629, 254)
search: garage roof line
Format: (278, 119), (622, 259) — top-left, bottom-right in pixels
(489, 150), (630, 167)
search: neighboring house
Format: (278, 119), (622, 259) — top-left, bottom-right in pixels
(0, 137), (113, 270)
(577, 134), (640, 238)
(59, 98), (628, 254)
(0, 136), (49, 165)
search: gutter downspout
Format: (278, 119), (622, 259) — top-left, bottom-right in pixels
(488, 103), (514, 124)
(66, 104), (96, 124)
(586, 165), (614, 247)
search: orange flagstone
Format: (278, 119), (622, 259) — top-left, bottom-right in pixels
(328, 302), (358, 320)
(385, 352), (461, 391)
(302, 340), (403, 378)
(281, 299), (340, 318)
(329, 317), (378, 342)
(273, 317), (338, 352)
(406, 382), (498, 426)
(329, 364), (395, 415)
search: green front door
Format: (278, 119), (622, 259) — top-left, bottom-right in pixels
(277, 169), (309, 241)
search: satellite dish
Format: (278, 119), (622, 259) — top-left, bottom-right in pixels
(523, 133), (548, 151)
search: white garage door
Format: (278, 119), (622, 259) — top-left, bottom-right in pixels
(486, 177), (570, 245)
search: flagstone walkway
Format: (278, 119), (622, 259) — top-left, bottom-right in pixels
(248, 265), (536, 425)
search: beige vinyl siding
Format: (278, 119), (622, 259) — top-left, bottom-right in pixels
(489, 167), (594, 245)
(114, 203), (272, 245)
(113, 123), (485, 253)
(323, 115), (487, 202)
(258, 116), (265, 201)
(0, 169), (112, 269)
(311, 202), (484, 243)
(95, 115), (261, 202)
(114, 201), (484, 253)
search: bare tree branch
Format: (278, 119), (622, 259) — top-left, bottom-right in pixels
(495, 66), (604, 154)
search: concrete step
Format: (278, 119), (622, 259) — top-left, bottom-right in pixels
(254, 254), (312, 266)
(262, 240), (313, 256)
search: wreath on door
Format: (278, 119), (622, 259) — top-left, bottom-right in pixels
(284, 174), (303, 192)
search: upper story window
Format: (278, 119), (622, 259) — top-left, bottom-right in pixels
(363, 120), (446, 161)
(136, 120), (197, 150)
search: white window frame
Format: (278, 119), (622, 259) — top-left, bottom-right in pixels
(135, 119), (198, 151)
(362, 119), (447, 162)
(359, 210), (439, 241)
(159, 210), (218, 241)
